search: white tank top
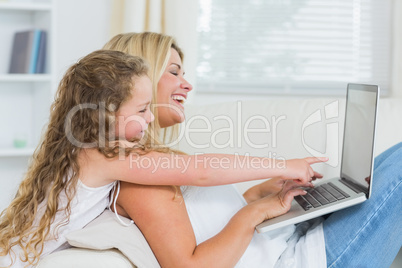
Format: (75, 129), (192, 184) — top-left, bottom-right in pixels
(181, 185), (326, 268)
(0, 180), (115, 268)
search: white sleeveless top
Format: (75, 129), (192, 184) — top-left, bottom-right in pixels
(0, 180), (115, 268)
(181, 185), (326, 268)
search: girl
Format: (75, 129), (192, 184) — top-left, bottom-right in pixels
(0, 50), (153, 267)
(104, 32), (402, 267)
(0, 49), (323, 267)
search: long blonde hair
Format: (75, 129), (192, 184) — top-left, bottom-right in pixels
(0, 50), (149, 267)
(103, 32), (184, 146)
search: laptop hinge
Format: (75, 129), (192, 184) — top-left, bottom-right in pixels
(339, 178), (368, 195)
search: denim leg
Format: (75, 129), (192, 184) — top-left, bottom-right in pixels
(374, 142), (402, 170)
(323, 142), (402, 268)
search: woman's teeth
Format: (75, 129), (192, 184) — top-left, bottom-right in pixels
(171, 95), (185, 104)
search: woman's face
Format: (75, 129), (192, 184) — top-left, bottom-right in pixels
(156, 48), (193, 128)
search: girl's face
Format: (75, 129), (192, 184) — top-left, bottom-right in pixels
(157, 48), (193, 128)
(116, 75), (154, 141)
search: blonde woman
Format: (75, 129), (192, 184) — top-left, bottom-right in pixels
(104, 32), (402, 268)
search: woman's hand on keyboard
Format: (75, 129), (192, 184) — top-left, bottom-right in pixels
(248, 181), (309, 222)
(243, 177), (320, 204)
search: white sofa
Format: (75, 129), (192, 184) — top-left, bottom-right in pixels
(38, 96), (402, 268)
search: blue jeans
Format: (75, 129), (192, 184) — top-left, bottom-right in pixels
(324, 142), (402, 268)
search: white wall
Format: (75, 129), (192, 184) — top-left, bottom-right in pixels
(392, 0), (402, 98)
(55, 0), (112, 85)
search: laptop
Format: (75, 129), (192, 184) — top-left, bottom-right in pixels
(256, 83), (379, 233)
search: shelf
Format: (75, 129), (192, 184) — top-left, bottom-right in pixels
(0, 147), (35, 157)
(0, 2), (52, 11)
(0, 74), (52, 82)
(0, 0), (54, 160)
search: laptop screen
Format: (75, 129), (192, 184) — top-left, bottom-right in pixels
(341, 84), (378, 196)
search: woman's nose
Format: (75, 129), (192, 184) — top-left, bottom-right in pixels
(180, 77), (193, 92)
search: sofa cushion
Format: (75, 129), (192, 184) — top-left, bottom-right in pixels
(37, 248), (135, 268)
(65, 209), (160, 268)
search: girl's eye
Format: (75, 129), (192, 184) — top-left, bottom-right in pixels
(139, 108), (147, 113)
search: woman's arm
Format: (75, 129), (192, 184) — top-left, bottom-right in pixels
(82, 149), (327, 187)
(115, 182), (306, 268)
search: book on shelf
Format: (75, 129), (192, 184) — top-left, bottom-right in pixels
(8, 29), (47, 74)
(35, 31), (47, 73)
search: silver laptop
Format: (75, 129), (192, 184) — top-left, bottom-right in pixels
(256, 83), (379, 233)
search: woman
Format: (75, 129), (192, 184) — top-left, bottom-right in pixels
(104, 32), (402, 267)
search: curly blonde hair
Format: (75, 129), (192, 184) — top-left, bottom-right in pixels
(0, 50), (150, 267)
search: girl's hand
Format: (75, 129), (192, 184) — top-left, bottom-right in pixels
(279, 157), (327, 184)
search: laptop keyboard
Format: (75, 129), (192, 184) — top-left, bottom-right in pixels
(295, 182), (350, 211)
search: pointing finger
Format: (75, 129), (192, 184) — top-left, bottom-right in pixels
(304, 157), (329, 164)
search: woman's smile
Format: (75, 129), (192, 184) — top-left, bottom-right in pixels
(157, 48), (193, 128)
(171, 93), (187, 108)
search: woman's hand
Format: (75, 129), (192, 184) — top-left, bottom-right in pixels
(243, 157), (326, 204)
(243, 172), (322, 203)
(248, 181), (308, 223)
(279, 157), (327, 184)
(243, 178), (285, 203)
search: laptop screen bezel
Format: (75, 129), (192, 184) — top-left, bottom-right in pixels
(340, 83), (379, 199)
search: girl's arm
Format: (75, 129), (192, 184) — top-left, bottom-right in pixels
(82, 149), (327, 187)
(115, 181), (306, 268)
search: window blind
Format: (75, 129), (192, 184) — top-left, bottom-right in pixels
(196, 0), (392, 94)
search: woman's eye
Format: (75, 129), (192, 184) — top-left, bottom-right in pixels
(170, 71), (178, 76)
